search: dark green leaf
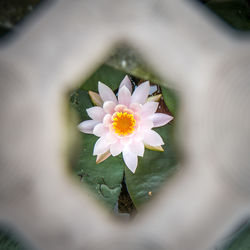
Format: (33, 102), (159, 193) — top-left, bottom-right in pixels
(125, 124), (179, 208)
(73, 132), (124, 209)
(206, 0), (250, 31)
(161, 87), (178, 116)
(70, 67), (127, 209)
(81, 64), (126, 92)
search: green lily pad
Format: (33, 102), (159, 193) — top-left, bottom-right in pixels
(73, 131), (124, 209)
(81, 64), (126, 92)
(161, 87), (178, 116)
(70, 89), (124, 209)
(125, 123), (179, 208)
(70, 66), (126, 209)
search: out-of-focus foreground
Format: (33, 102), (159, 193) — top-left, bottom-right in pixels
(0, 1), (250, 250)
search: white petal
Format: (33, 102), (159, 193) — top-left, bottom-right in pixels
(143, 130), (164, 146)
(140, 118), (154, 130)
(130, 103), (142, 113)
(93, 123), (107, 137)
(141, 102), (158, 117)
(110, 142), (124, 156)
(86, 107), (105, 121)
(103, 114), (112, 127)
(123, 147), (138, 173)
(133, 131), (144, 141)
(131, 81), (150, 104)
(119, 75), (132, 93)
(151, 113), (173, 127)
(120, 137), (132, 145)
(78, 120), (99, 134)
(129, 141), (144, 157)
(93, 137), (110, 155)
(118, 86), (131, 107)
(118, 86), (131, 106)
(98, 82), (117, 103)
(114, 104), (127, 112)
(103, 101), (116, 114)
(88, 91), (103, 107)
(106, 133), (118, 144)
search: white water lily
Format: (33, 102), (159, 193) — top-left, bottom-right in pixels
(78, 76), (173, 173)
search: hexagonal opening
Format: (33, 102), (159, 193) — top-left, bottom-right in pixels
(67, 44), (181, 217)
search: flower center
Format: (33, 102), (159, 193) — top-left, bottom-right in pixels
(112, 112), (136, 136)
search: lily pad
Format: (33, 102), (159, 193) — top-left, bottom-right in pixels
(81, 64), (126, 92)
(73, 131), (124, 209)
(161, 87), (178, 116)
(125, 124), (179, 208)
(70, 66), (126, 209)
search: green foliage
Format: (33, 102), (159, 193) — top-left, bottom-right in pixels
(206, 0), (250, 31)
(124, 125), (179, 208)
(73, 131), (124, 209)
(81, 64), (126, 92)
(161, 87), (178, 116)
(70, 66), (126, 209)
(0, 229), (23, 250)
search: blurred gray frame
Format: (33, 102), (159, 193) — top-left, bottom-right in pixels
(0, 0), (250, 249)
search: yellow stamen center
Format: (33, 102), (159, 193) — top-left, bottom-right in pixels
(112, 112), (136, 136)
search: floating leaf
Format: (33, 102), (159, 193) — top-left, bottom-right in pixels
(82, 64), (126, 92)
(161, 87), (178, 116)
(125, 124), (179, 208)
(70, 66), (126, 209)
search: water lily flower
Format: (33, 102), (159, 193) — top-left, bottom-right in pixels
(78, 76), (173, 173)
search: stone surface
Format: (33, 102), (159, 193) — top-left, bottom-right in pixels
(0, 1), (250, 250)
